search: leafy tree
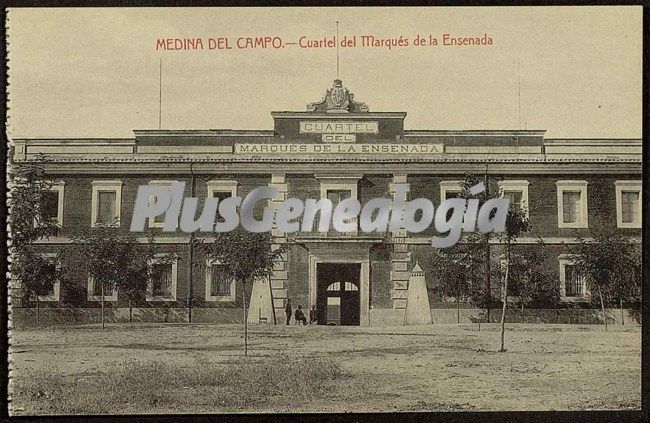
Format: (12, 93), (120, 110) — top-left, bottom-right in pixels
(205, 229), (286, 356)
(496, 240), (559, 323)
(62, 224), (156, 329)
(428, 247), (470, 323)
(498, 205), (531, 352)
(571, 230), (641, 330)
(9, 161), (62, 322)
(13, 248), (59, 323)
(458, 173), (497, 320)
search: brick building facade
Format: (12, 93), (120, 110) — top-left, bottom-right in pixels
(11, 80), (642, 325)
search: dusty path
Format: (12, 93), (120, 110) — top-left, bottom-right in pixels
(10, 323), (641, 414)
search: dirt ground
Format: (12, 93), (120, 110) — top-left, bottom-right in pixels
(9, 323), (641, 414)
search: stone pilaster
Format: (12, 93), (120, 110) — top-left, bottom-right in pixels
(268, 173), (289, 322)
(389, 174), (411, 309)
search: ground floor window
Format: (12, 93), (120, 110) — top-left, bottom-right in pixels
(37, 254), (61, 302)
(147, 255), (178, 301)
(87, 276), (118, 302)
(205, 259), (235, 301)
(559, 255), (589, 302)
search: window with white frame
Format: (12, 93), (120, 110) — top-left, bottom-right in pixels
(147, 254), (178, 301)
(147, 180), (175, 228)
(37, 253), (61, 302)
(556, 180), (588, 228)
(87, 276), (118, 302)
(439, 180), (462, 201)
(91, 180), (122, 227)
(207, 180), (238, 223)
(205, 259), (236, 301)
(317, 175), (361, 231)
(559, 255), (589, 301)
(498, 180), (529, 218)
(39, 181), (65, 227)
(615, 180), (641, 228)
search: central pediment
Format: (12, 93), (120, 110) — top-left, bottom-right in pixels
(306, 79), (369, 113)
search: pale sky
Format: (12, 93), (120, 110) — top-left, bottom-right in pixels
(7, 6), (642, 139)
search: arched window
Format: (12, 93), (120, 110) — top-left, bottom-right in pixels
(326, 282), (340, 291)
(344, 282), (359, 291)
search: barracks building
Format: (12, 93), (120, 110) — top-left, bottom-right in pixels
(11, 79), (642, 325)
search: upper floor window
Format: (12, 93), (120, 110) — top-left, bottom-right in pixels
(559, 255), (589, 302)
(615, 180), (641, 228)
(147, 254), (178, 301)
(556, 180), (588, 228)
(316, 175), (361, 232)
(91, 180), (122, 227)
(41, 181), (65, 227)
(439, 180), (462, 201)
(207, 180), (238, 223)
(498, 180), (529, 218)
(147, 180), (175, 228)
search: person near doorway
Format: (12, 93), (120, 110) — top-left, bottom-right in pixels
(295, 305), (308, 325)
(309, 304), (318, 324)
(285, 299), (292, 325)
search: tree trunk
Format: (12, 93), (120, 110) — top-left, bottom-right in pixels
(36, 296), (40, 325)
(598, 285), (607, 331)
(456, 297), (460, 324)
(620, 297), (624, 326)
(129, 299), (133, 323)
(521, 301), (525, 323)
(243, 280), (248, 357)
(101, 282), (105, 330)
(499, 245), (510, 352)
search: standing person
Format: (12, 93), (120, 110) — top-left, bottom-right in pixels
(285, 299), (292, 325)
(309, 304), (318, 325)
(295, 305), (308, 325)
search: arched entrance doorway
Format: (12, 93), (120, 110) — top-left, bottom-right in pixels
(316, 263), (361, 326)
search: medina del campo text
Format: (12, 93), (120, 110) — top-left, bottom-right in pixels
(155, 33), (494, 51)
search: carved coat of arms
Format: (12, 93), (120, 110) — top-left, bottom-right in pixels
(307, 79), (369, 113)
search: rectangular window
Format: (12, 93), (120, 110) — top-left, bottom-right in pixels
(205, 259), (236, 301)
(559, 255), (589, 302)
(97, 191), (117, 224)
(621, 191), (640, 224)
(615, 181), (642, 228)
(91, 181), (122, 227)
(37, 254), (60, 302)
(440, 180), (462, 203)
(148, 181), (175, 228)
(87, 276), (118, 302)
(498, 180), (530, 218)
(210, 264), (232, 296)
(207, 180), (238, 225)
(151, 263), (173, 297)
(564, 265), (584, 297)
(42, 191), (60, 222)
(147, 255), (177, 301)
(36, 182), (65, 227)
(503, 191), (523, 212)
(212, 191), (232, 223)
(562, 191), (581, 224)
(556, 181), (588, 228)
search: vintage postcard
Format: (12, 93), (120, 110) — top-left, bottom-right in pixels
(5, 6), (643, 416)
